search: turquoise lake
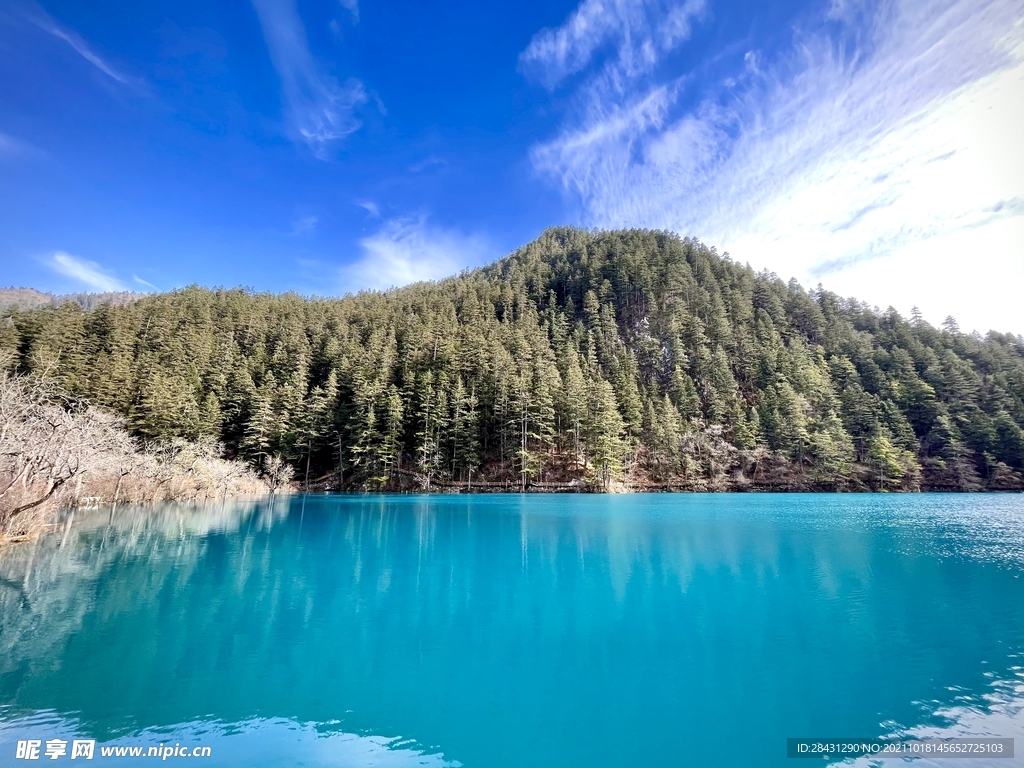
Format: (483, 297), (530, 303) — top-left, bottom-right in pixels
(1, 494), (1023, 767)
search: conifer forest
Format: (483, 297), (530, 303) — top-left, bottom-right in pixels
(4, 228), (1023, 492)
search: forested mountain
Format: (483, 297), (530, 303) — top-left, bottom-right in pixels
(0, 287), (139, 312)
(3, 228), (1023, 492)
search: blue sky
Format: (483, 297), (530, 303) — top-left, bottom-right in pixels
(0, 0), (1021, 332)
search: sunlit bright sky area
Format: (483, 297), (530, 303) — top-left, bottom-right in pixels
(0, 0), (1021, 332)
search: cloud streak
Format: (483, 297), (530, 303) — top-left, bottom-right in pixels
(251, 0), (366, 158)
(520, 0), (706, 89)
(0, 131), (30, 157)
(291, 215), (318, 235)
(341, 216), (491, 292)
(527, 0), (1024, 332)
(47, 252), (128, 292)
(132, 275), (158, 291)
(339, 0), (359, 23)
(26, 7), (133, 85)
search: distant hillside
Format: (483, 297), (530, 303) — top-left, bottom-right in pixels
(0, 287), (139, 312)
(2, 228), (1023, 492)
(0, 288), (54, 311)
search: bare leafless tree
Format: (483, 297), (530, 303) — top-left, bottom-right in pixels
(262, 454), (294, 494)
(1, 357), (270, 543)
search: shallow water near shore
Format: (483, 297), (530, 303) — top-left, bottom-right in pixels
(1, 493), (1023, 767)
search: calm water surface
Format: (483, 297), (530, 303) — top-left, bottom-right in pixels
(1, 494), (1023, 767)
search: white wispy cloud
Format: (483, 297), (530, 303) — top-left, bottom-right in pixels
(519, 0), (706, 89)
(291, 214), (318, 234)
(528, 0), (1024, 332)
(341, 216), (491, 292)
(0, 128), (44, 160)
(339, 0), (359, 23)
(0, 131), (28, 157)
(409, 155), (446, 173)
(25, 7), (134, 86)
(356, 200), (381, 218)
(47, 252), (128, 292)
(132, 275), (158, 291)
(251, 0), (367, 158)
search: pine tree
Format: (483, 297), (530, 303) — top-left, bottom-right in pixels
(562, 352), (587, 470)
(587, 377), (626, 490)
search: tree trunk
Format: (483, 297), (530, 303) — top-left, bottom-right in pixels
(6, 477), (66, 524)
(113, 473), (125, 505)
